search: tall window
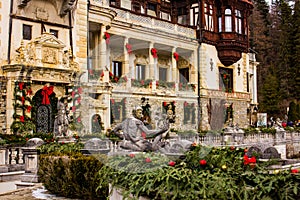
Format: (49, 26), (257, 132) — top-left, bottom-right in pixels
(179, 68), (189, 83)
(112, 61), (122, 78)
(219, 67), (233, 92)
(23, 24), (32, 40)
(147, 3), (157, 17)
(218, 16), (222, 32)
(235, 10), (242, 34)
(159, 67), (168, 81)
(177, 7), (188, 25)
(136, 64), (145, 80)
(204, 3), (214, 31)
(225, 8), (232, 32)
(132, 2), (141, 13)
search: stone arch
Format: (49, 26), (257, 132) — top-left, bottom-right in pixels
(263, 147), (281, 159)
(91, 114), (102, 134)
(247, 146), (263, 158)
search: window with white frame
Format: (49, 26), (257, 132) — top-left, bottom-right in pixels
(136, 64), (145, 80)
(159, 67), (168, 81)
(179, 68), (189, 83)
(225, 8), (232, 32)
(204, 3), (214, 31)
(235, 10), (242, 34)
(112, 61), (122, 78)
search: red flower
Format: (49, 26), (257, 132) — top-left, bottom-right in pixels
(77, 97), (81, 104)
(77, 87), (82, 94)
(145, 158), (151, 163)
(244, 148), (248, 153)
(129, 153), (135, 158)
(72, 91), (76, 98)
(77, 117), (81, 123)
(140, 80), (144, 85)
(291, 169), (299, 174)
(111, 99), (115, 104)
(163, 102), (167, 107)
(20, 116), (25, 122)
(72, 106), (76, 112)
(199, 159), (207, 166)
(141, 132), (146, 139)
(173, 52), (179, 61)
(169, 161), (176, 167)
(230, 146), (235, 150)
(184, 101), (188, 106)
(151, 48), (158, 58)
(89, 69), (94, 75)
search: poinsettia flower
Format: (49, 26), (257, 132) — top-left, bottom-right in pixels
(72, 91), (76, 98)
(249, 156), (256, 163)
(72, 106), (76, 112)
(77, 87), (82, 94)
(77, 97), (81, 104)
(21, 96), (25, 104)
(145, 158), (151, 163)
(26, 88), (32, 96)
(77, 117), (81, 123)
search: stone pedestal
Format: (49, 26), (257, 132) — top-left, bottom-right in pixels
(16, 138), (44, 189)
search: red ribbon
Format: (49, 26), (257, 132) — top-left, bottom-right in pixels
(20, 116), (25, 122)
(41, 86), (54, 105)
(26, 89), (32, 96)
(27, 106), (32, 113)
(18, 82), (24, 90)
(21, 96), (25, 105)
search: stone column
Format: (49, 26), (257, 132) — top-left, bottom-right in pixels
(123, 37), (130, 75)
(99, 25), (108, 71)
(171, 47), (177, 83)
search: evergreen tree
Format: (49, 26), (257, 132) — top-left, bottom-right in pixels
(260, 69), (281, 117)
(291, 0), (300, 100)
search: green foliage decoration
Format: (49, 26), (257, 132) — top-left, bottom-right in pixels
(98, 146), (300, 199)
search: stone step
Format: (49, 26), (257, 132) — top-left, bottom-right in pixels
(0, 171), (25, 182)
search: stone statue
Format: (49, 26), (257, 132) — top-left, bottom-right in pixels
(54, 97), (70, 137)
(110, 106), (169, 152)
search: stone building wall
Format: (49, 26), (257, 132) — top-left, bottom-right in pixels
(0, 76), (7, 134)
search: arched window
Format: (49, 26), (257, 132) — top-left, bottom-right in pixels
(235, 10), (242, 34)
(225, 8), (232, 32)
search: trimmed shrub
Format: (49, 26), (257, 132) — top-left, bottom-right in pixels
(39, 152), (108, 199)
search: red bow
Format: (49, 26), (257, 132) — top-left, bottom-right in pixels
(126, 43), (132, 54)
(173, 52), (179, 61)
(151, 48), (158, 58)
(104, 32), (110, 44)
(18, 82), (24, 90)
(41, 86), (54, 105)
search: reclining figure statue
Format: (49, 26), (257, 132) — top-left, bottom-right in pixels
(110, 106), (171, 152)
